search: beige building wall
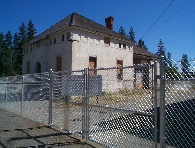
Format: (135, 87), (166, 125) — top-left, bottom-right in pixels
(22, 29), (133, 75)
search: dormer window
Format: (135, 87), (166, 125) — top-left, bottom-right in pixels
(104, 37), (110, 46)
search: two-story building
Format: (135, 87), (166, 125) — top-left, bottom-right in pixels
(22, 12), (158, 89)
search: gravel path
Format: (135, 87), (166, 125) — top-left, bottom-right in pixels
(0, 108), (103, 148)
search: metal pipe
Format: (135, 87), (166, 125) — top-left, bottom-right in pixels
(48, 69), (53, 126)
(21, 75), (24, 116)
(160, 56), (166, 148)
(154, 61), (158, 148)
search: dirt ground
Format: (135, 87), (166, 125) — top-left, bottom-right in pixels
(0, 108), (103, 148)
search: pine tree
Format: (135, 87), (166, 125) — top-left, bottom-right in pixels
(137, 39), (148, 50)
(15, 23), (27, 75)
(181, 54), (190, 74)
(167, 52), (172, 66)
(5, 31), (12, 50)
(0, 32), (6, 76)
(157, 39), (166, 57)
(119, 26), (126, 36)
(13, 33), (20, 74)
(27, 20), (36, 41)
(4, 31), (13, 75)
(18, 23), (27, 45)
(127, 27), (136, 43)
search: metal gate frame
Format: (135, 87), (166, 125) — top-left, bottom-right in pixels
(81, 64), (161, 147)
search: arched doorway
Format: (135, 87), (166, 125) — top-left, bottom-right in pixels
(35, 62), (41, 73)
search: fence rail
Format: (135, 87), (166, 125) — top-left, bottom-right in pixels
(0, 57), (194, 148)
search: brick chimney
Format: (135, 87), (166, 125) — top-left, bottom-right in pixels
(105, 16), (114, 30)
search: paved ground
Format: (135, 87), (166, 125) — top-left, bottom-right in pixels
(0, 108), (103, 148)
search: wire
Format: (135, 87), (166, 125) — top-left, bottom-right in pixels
(141, 0), (175, 39)
(154, 0), (193, 30)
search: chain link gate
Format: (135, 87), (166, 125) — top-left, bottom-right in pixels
(84, 63), (159, 147)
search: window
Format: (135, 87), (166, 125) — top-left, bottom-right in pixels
(35, 62), (41, 73)
(116, 60), (123, 80)
(104, 37), (110, 46)
(50, 39), (52, 45)
(56, 56), (62, 71)
(62, 34), (64, 41)
(27, 62), (30, 74)
(123, 43), (126, 49)
(89, 57), (97, 75)
(119, 43), (121, 48)
(53, 38), (56, 44)
(67, 32), (71, 40)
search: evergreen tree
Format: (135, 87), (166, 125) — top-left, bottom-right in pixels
(0, 32), (6, 76)
(137, 39), (148, 50)
(5, 31), (12, 50)
(119, 26), (126, 36)
(4, 31), (13, 75)
(157, 39), (166, 58)
(127, 27), (136, 43)
(13, 33), (20, 74)
(167, 52), (172, 66)
(27, 20), (36, 41)
(15, 23), (27, 75)
(165, 52), (181, 79)
(181, 54), (190, 74)
(18, 23), (27, 45)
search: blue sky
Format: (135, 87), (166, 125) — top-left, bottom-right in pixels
(0, 0), (194, 61)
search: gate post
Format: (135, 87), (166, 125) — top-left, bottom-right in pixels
(153, 61), (158, 148)
(160, 56), (166, 148)
(82, 68), (90, 141)
(5, 77), (8, 109)
(21, 75), (24, 116)
(48, 69), (53, 126)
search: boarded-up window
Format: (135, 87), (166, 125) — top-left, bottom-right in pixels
(123, 43), (126, 49)
(35, 62), (41, 73)
(119, 43), (121, 48)
(104, 37), (110, 46)
(116, 60), (123, 80)
(53, 38), (56, 44)
(62, 34), (64, 41)
(89, 57), (97, 75)
(57, 56), (62, 71)
(27, 62), (30, 74)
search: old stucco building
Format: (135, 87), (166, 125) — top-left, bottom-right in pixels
(23, 13), (133, 73)
(22, 12), (158, 89)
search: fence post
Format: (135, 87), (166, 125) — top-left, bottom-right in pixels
(48, 69), (53, 126)
(82, 68), (90, 141)
(153, 61), (158, 148)
(5, 77), (8, 109)
(160, 56), (166, 148)
(21, 75), (24, 116)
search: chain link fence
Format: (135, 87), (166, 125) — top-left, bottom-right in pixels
(164, 58), (195, 148)
(0, 58), (194, 148)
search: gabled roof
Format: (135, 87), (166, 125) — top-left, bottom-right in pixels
(24, 12), (132, 46)
(133, 45), (159, 59)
